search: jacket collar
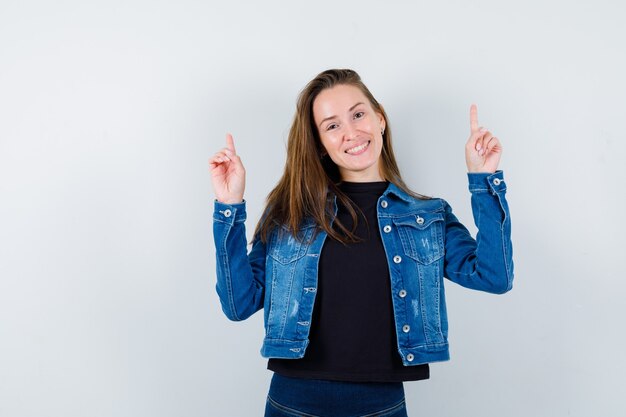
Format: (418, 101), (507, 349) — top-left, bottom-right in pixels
(382, 182), (414, 204)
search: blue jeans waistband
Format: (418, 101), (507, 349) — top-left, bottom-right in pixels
(266, 373), (407, 417)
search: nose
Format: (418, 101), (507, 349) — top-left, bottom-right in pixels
(343, 121), (358, 141)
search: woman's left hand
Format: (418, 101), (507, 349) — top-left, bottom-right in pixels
(465, 104), (502, 173)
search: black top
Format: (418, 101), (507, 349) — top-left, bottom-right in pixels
(268, 181), (429, 382)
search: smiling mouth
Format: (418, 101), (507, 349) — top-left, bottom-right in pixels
(345, 141), (370, 155)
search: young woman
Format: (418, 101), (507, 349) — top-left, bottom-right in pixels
(209, 69), (513, 417)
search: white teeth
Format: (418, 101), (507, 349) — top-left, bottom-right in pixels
(346, 142), (369, 154)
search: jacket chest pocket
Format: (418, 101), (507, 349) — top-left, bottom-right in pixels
(267, 227), (313, 264)
(392, 212), (445, 265)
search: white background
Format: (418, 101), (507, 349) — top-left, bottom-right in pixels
(1, 1), (625, 416)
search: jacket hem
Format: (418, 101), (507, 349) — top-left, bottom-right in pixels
(261, 339), (450, 365)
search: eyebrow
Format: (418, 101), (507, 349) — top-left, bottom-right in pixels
(318, 102), (365, 128)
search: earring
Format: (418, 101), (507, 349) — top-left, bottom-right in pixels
(381, 128), (385, 136)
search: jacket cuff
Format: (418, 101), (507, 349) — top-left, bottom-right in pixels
(467, 170), (506, 194)
(213, 200), (247, 225)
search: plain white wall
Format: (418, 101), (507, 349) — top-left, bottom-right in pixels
(1, 0), (624, 416)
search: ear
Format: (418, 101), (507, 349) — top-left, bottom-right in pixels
(377, 113), (386, 133)
(376, 104), (386, 132)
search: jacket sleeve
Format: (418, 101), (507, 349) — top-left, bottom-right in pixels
(442, 170), (514, 294)
(213, 200), (267, 321)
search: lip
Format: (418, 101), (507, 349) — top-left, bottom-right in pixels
(344, 140), (370, 155)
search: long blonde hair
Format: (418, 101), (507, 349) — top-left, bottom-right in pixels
(255, 69), (425, 243)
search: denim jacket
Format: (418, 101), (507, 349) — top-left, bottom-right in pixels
(213, 171), (513, 366)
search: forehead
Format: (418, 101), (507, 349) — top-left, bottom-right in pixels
(312, 84), (370, 121)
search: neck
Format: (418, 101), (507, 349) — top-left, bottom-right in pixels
(339, 169), (384, 183)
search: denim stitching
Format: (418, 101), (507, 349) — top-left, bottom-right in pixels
(266, 262), (278, 334)
(219, 222), (239, 321)
(278, 264), (297, 339)
(434, 261), (442, 339)
(361, 398), (406, 417)
(394, 217), (444, 264)
(266, 396), (406, 417)
(500, 225), (510, 292)
(418, 261), (431, 345)
(267, 395), (320, 417)
(497, 194), (513, 292)
(475, 190), (483, 273)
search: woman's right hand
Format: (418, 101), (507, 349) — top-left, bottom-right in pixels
(209, 133), (246, 204)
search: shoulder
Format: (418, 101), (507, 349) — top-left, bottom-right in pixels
(406, 197), (447, 213)
(382, 191), (449, 216)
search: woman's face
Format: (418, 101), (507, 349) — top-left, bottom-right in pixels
(313, 84), (386, 182)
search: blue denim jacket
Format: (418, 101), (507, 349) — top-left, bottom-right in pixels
(213, 171), (513, 366)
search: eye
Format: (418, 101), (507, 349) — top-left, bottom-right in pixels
(354, 111), (365, 119)
(326, 123), (338, 131)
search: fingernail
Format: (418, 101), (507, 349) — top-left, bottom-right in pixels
(476, 143), (482, 151)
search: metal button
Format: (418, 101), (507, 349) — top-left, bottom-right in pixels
(380, 200), (388, 208)
(393, 255), (402, 264)
(398, 289), (407, 298)
(493, 178), (502, 186)
(383, 225), (392, 233)
(416, 216), (424, 225)
(402, 324), (411, 333)
(406, 353), (415, 362)
(223, 209), (232, 217)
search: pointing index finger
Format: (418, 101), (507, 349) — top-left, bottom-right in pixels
(226, 133), (236, 153)
(470, 104), (479, 132)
